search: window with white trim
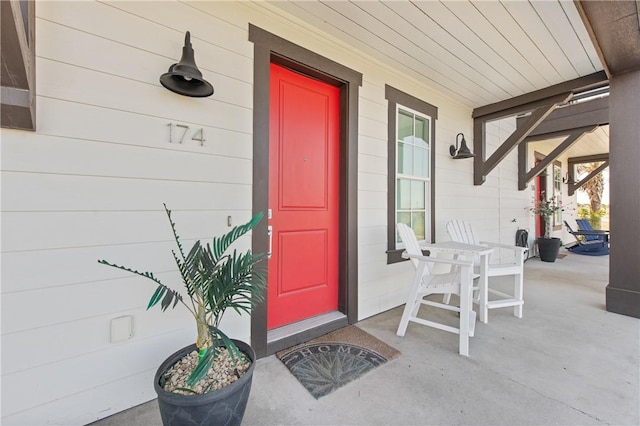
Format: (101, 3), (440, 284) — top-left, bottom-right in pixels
(385, 85), (437, 264)
(396, 106), (431, 243)
(552, 161), (562, 229)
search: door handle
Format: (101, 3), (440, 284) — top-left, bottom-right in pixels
(267, 225), (273, 259)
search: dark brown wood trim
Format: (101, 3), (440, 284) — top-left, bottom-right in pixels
(521, 96), (609, 139)
(567, 153), (610, 164)
(249, 25), (362, 358)
(517, 130), (528, 190)
(472, 71), (607, 120)
(526, 126), (597, 183)
(473, 118), (486, 185)
(249, 43), (271, 359)
(384, 85), (438, 119)
(576, 1), (640, 77)
(568, 159), (609, 196)
(476, 93), (571, 186)
(606, 286), (640, 319)
(1, 0), (36, 130)
(384, 85), (438, 264)
(521, 126), (598, 190)
(574, 1), (611, 78)
(567, 153), (610, 196)
(249, 25), (363, 86)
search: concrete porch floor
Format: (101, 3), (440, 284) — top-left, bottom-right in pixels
(92, 249), (639, 425)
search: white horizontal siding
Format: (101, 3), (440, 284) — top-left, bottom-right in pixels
(1, 171), (253, 213)
(3, 210), (253, 252)
(1, 1), (534, 424)
(3, 328), (194, 419)
(3, 1), (259, 423)
(35, 97), (253, 159)
(3, 134), (253, 184)
(38, 58), (252, 133)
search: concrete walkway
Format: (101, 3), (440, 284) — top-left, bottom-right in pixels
(92, 249), (639, 425)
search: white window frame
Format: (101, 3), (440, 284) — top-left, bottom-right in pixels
(552, 161), (562, 228)
(395, 104), (432, 247)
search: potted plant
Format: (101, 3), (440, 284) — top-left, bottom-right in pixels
(531, 193), (563, 262)
(99, 205), (265, 426)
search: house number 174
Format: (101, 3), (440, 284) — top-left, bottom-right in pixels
(167, 123), (205, 146)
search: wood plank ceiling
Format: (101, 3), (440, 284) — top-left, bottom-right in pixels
(262, 0), (613, 160)
(265, 0), (603, 108)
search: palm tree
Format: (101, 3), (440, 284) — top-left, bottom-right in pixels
(577, 162), (606, 228)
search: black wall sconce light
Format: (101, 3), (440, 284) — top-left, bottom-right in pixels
(563, 172), (575, 185)
(449, 133), (475, 159)
(160, 31), (214, 98)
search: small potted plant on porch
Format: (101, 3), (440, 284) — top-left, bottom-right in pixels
(99, 205), (265, 426)
(531, 193), (563, 262)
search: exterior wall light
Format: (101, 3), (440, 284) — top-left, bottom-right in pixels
(160, 31), (214, 98)
(563, 172), (575, 185)
(449, 133), (475, 159)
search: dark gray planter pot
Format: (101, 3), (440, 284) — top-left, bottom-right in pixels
(537, 237), (562, 262)
(154, 339), (255, 426)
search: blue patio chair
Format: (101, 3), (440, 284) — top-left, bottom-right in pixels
(576, 219), (610, 242)
(563, 220), (609, 256)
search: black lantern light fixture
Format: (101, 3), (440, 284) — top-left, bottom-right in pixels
(563, 172), (575, 185)
(160, 31), (214, 98)
(449, 133), (475, 159)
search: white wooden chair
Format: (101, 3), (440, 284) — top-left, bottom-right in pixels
(446, 219), (527, 323)
(396, 223), (476, 356)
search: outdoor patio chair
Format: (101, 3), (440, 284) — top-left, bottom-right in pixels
(446, 219), (527, 322)
(396, 223), (476, 356)
(576, 219), (610, 243)
(563, 220), (609, 256)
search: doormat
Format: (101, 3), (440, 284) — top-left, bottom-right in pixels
(276, 326), (400, 399)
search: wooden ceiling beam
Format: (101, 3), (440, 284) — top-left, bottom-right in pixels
(474, 93), (572, 185)
(1, 0), (35, 130)
(522, 96), (609, 139)
(472, 71), (607, 120)
(567, 159), (610, 196)
(519, 126), (598, 190)
(575, 0), (640, 77)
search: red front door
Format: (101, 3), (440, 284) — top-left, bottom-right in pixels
(267, 63), (340, 330)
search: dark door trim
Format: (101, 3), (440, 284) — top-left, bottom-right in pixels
(248, 25), (362, 358)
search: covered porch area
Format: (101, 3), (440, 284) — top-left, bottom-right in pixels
(94, 250), (638, 425)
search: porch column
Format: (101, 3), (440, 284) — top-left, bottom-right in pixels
(606, 70), (640, 318)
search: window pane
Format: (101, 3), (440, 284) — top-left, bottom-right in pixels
(553, 165), (562, 193)
(412, 212), (426, 241)
(414, 116), (429, 148)
(397, 142), (413, 175)
(397, 110), (413, 142)
(414, 146), (428, 178)
(397, 212), (411, 243)
(391, 102), (435, 254)
(397, 179), (411, 209)
(410, 181), (425, 209)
